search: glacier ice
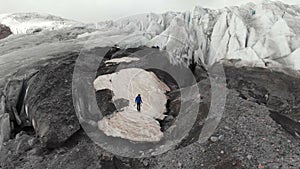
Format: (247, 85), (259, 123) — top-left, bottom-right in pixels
(1, 0), (300, 71)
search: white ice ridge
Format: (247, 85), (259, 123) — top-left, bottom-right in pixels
(94, 68), (170, 142)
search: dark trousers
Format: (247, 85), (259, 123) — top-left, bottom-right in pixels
(137, 103), (141, 111)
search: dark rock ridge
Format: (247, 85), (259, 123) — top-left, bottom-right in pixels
(24, 53), (81, 148)
(0, 44), (299, 169)
(0, 24), (12, 40)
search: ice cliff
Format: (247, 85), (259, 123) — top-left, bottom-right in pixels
(1, 0), (300, 70)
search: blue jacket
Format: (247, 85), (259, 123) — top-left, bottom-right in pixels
(135, 96), (142, 104)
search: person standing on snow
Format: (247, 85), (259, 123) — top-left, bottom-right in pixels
(135, 94), (142, 112)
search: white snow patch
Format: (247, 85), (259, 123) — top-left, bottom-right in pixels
(94, 68), (170, 142)
(105, 57), (140, 64)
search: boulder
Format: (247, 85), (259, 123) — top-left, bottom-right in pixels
(270, 111), (300, 138)
(95, 89), (116, 117)
(4, 79), (27, 128)
(0, 24), (12, 40)
(0, 113), (11, 148)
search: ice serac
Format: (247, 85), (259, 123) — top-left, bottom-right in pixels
(147, 15), (190, 64)
(209, 12), (229, 65)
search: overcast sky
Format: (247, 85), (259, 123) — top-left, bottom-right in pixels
(0, 0), (299, 22)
